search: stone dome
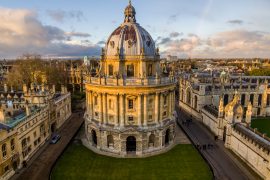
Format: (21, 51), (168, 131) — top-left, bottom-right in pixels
(105, 1), (156, 57)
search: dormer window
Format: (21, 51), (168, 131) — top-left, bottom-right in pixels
(128, 99), (134, 109)
(108, 65), (114, 76)
(127, 64), (134, 77)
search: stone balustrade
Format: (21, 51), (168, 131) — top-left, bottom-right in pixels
(86, 76), (176, 86)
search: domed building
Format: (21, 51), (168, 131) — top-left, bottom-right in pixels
(84, 1), (176, 157)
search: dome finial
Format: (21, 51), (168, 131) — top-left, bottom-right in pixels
(124, 0), (136, 23)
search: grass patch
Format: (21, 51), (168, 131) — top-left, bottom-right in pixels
(251, 118), (270, 137)
(51, 144), (212, 180)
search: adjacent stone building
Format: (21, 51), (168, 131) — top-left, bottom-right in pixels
(0, 84), (71, 179)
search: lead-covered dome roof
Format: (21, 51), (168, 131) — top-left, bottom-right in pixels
(105, 1), (156, 57)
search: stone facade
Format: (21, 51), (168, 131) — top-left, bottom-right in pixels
(0, 84), (72, 179)
(84, 2), (176, 157)
(179, 71), (270, 120)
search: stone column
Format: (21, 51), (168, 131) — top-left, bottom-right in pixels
(144, 94), (148, 126)
(103, 93), (108, 124)
(90, 92), (94, 118)
(168, 92), (172, 119)
(137, 94), (142, 126)
(172, 91), (175, 113)
(159, 94), (164, 122)
(86, 91), (89, 113)
(155, 92), (159, 124)
(89, 91), (92, 118)
(99, 93), (103, 124)
(115, 94), (119, 126)
(120, 94), (125, 127)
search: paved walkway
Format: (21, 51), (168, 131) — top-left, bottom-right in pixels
(176, 105), (261, 180)
(174, 122), (191, 144)
(11, 112), (84, 180)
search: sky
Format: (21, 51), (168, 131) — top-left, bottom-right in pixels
(0, 0), (270, 59)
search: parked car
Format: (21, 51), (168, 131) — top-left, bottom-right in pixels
(50, 134), (61, 144)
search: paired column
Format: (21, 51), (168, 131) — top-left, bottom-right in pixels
(99, 93), (103, 124)
(89, 91), (93, 119)
(120, 94), (125, 127)
(155, 92), (159, 124)
(137, 94), (142, 126)
(143, 94), (148, 126)
(103, 93), (108, 124)
(168, 92), (172, 118)
(159, 94), (164, 122)
(115, 94), (119, 126)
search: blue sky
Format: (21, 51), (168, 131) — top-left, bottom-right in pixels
(0, 0), (270, 58)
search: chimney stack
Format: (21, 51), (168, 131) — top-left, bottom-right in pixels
(0, 108), (6, 123)
(4, 84), (8, 93)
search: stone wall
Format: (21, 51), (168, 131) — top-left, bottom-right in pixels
(227, 126), (270, 179)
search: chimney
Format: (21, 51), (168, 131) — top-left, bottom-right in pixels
(41, 84), (45, 92)
(61, 85), (66, 94)
(4, 84), (8, 93)
(25, 104), (30, 116)
(30, 83), (34, 90)
(52, 85), (56, 93)
(23, 84), (28, 93)
(0, 108), (5, 123)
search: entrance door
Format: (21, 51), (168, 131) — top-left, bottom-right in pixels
(126, 136), (136, 153)
(51, 122), (56, 133)
(165, 129), (170, 145)
(91, 130), (97, 146)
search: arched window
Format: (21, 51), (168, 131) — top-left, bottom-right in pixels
(2, 144), (7, 158)
(250, 94), (254, 105)
(181, 90), (184, 101)
(165, 129), (170, 145)
(10, 139), (15, 151)
(194, 96), (198, 110)
(224, 94), (229, 106)
(186, 89), (191, 105)
(147, 64), (153, 76)
(258, 94), (262, 106)
(91, 130), (97, 146)
(108, 65), (114, 76)
(241, 94), (246, 106)
(127, 64), (134, 77)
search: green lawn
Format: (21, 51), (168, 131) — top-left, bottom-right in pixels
(51, 144), (212, 180)
(251, 118), (270, 137)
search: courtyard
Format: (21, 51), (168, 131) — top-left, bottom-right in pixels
(51, 143), (212, 180)
(251, 118), (270, 137)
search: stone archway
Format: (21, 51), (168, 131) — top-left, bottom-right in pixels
(107, 135), (114, 149)
(165, 129), (170, 145)
(91, 130), (97, 146)
(148, 134), (155, 148)
(126, 136), (136, 153)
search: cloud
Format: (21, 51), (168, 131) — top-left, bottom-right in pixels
(97, 41), (106, 46)
(158, 30), (270, 58)
(227, 20), (244, 25)
(0, 7), (99, 58)
(47, 10), (84, 23)
(169, 32), (183, 38)
(206, 30), (270, 57)
(65, 32), (91, 38)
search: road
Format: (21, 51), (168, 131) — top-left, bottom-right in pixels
(175, 104), (261, 180)
(12, 112), (84, 180)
